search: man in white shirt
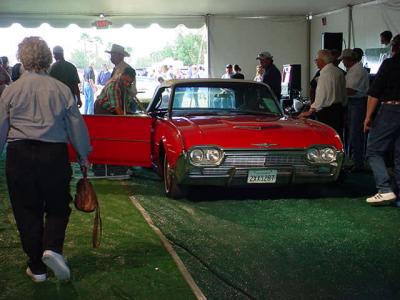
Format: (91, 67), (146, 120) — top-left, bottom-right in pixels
(340, 49), (370, 171)
(299, 49), (347, 138)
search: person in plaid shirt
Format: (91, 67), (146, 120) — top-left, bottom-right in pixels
(94, 67), (136, 115)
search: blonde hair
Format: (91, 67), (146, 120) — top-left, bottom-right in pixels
(17, 36), (52, 71)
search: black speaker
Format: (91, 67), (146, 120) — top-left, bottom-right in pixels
(322, 32), (343, 52)
(287, 64), (301, 93)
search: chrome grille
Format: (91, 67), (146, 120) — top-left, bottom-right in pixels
(224, 154), (305, 167)
(188, 150), (319, 177)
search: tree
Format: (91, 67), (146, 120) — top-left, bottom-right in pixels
(147, 32), (206, 66)
(70, 33), (108, 68)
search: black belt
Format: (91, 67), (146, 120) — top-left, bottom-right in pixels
(382, 100), (400, 105)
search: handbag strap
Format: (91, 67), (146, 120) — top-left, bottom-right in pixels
(81, 166), (102, 248)
(92, 204), (102, 248)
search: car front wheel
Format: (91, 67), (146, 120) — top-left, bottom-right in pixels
(163, 154), (187, 199)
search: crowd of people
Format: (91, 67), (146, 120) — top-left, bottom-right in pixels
(221, 30), (400, 209)
(0, 30), (399, 283)
(298, 31), (400, 208)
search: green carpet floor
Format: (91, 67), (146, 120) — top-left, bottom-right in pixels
(0, 160), (194, 300)
(127, 168), (400, 299)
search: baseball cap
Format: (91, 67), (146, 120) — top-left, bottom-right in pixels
(256, 51), (273, 60)
(53, 46), (64, 54)
(338, 49), (355, 60)
(226, 64), (232, 68)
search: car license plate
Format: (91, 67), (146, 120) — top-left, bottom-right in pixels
(247, 169), (277, 183)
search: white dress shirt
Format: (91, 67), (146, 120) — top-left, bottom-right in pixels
(311, 63), (346, 111)
(345, 62), (369, 98)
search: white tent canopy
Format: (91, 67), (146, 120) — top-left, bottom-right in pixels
(0, 0), (373, 28)
(1, 0), (399, 94)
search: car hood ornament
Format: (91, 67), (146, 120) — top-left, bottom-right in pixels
(252, 143), (278, 148)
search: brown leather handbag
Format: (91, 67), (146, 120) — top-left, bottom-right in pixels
(74, 167), (102, 248)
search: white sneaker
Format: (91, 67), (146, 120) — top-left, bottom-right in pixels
(42, 250), (70, 281)
(26, 267), (47, 283)
(366, 192), (397, 205)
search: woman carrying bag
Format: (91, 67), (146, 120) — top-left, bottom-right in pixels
(0, 36), (91, 282)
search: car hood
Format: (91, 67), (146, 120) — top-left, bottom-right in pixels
(171, 114), (343, 151)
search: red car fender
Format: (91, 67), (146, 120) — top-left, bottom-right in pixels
(153, 119), (186, 170)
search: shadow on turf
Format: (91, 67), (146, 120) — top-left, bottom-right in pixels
(187, 172), (377, 201)
(32, 281), (78, 300)
(129, 167), (378, 202)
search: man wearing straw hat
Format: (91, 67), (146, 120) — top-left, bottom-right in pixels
(105, 44), (137, 98)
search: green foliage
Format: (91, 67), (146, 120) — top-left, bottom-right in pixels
(70, 49), (89, 69)
(138, 33), (206, 68)
(70, 34), (114, 69)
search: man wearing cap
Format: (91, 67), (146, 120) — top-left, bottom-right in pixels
(340, 49), (369, 172)
(299, 49), (346, 138)
(256, 51), (281, 100)
(105, 44), (137, 98)
(49, 46), (82, 108)
(221, 64), (233, 79)
(364, 34), (400, 206)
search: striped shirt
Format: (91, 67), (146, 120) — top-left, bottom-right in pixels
(96, 79), (132, 114)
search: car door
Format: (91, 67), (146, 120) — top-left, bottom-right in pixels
(69, 114), (152, 166)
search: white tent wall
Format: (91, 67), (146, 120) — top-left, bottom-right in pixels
(310, 8), (349, 81)
(208, 16), (309, 94)
(352, 1), (400, 49)
(310, 1), (400, 83)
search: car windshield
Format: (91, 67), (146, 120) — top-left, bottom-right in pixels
(170, 83), (282, 116)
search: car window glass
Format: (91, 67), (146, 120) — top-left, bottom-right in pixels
(172, 84), (280, 115)
(154, 88), (171, 110)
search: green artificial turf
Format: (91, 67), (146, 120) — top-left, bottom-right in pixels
(127, 168), (400, 299)
(0, 160), (194, 299)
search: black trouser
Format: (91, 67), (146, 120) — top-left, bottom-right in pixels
(316, 103), (345, 140)
(6, 140), (72, 274)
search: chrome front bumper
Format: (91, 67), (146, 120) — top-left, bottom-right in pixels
(174, 149), (344, 187)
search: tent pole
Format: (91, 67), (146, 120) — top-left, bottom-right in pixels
(307, 17), (311, 97)
(205, 14), (211, 78)
(348, 5), (353, 49)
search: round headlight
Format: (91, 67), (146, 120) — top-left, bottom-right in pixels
(205, 149), (222, 163)
(190, 149), (204, 164)
(321, 148), (336, 162)
(306, 148), (320, 162)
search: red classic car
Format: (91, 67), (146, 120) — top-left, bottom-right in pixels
(75, 79), (344, 198)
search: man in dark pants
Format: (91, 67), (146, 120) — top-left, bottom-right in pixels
(364, 34), (400, 206)
(256, 51), (281, 100)
(340, 49), (369, 171)
(49, 45), (82, 108)
(299, 49), (347, 139)
(0, 37), (91, 282)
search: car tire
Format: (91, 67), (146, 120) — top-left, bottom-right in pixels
(163, 154), (187, 199)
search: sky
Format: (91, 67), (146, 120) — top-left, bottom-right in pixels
(0, 23), (205, 66)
